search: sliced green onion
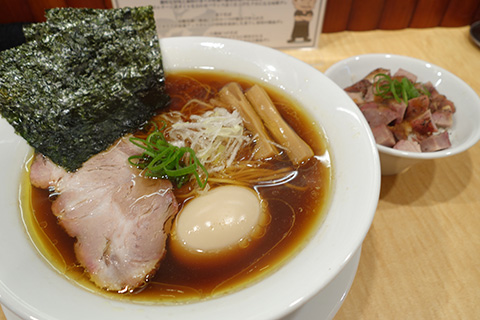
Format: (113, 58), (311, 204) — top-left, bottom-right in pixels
(373, 73), (430, 104)
(128, 123), (208, 189)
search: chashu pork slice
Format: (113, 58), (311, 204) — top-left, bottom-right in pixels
(30, 136), (178, 292)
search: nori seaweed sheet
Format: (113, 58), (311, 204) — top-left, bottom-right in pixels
(0, 6), (170, 171)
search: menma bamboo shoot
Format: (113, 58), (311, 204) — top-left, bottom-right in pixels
(245, 85), (314, 165)
(218, 83), (278, 159)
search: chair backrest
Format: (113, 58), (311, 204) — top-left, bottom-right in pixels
(323, 0), (480, 33)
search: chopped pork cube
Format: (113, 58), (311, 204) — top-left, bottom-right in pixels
(344, 79), (371, 95)
(391, 122), (412, 141)
(363, 85), (375, 102)
(371, 124), (396, 147)
(362, 106), (398, 128)
(439, 98), (456, 113)
(364, 68), (390, 82)
(346, 91), (364, 105)
(420, 131), (452, 152)
(410, 110), (438, 136)
(359, 101), (378, 110)
(393, 68), (418, 83)
(432, 111), (453, 128)
(405, 95), (430, 119)
(393, 139), (421, 152)
(387, 100), (407, 124)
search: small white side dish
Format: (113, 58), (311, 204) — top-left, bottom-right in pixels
(0, 37), (380, 320)
(325, 53), (480, 175)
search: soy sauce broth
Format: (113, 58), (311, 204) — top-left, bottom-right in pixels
(21, 71), (332, 304)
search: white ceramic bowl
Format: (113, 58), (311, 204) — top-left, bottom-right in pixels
(325, 53), (480, 175)
(0, 37), (380, 320)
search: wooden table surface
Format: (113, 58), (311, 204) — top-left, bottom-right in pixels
(1, 26), (479, 320)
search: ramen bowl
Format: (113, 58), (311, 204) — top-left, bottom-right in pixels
(0, 37), (380, 320)
(325, 53), (480, 175)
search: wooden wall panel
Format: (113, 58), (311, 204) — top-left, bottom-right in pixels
(27, 0), (67, 22)
(322, 0), (354, 33)
(0, 0), (111, 23)
(347, 0), (385, 31)
(0, 0), (34, 24)
(408, 0), (450, 28)
(441, 0), (480, 26)
(475, 4), (480, 21)
(66, 0), (112, 9)
(378, 0), (417, 30)
(1, 0), (480, 32)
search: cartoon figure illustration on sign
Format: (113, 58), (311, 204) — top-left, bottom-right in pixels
(287, 0), (317, 43)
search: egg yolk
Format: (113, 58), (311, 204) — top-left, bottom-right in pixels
(171, 185), (265, 257)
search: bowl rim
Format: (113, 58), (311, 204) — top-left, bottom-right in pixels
(325, 53), (480, 160)
(0, 36), (380, 320)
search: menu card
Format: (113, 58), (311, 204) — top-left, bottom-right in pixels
(113, 0), (326, 49)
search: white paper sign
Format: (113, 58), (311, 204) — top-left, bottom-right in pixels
(113, 0), (326, 49)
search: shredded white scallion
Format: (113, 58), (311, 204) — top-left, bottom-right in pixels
(162, 107), (252, 172)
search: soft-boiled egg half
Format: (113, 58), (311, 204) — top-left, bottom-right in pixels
(170, 185), (270, 265)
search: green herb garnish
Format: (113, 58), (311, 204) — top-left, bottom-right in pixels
(373, 73), (430, 104)
(128, 123), (208, 189)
